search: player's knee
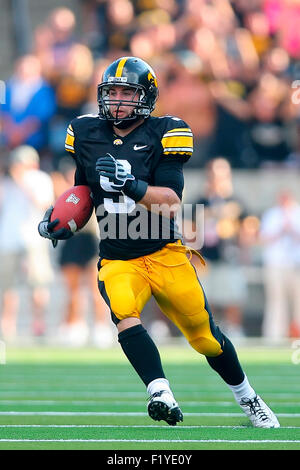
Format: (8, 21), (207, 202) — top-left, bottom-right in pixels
(117, 317), (141, 333)
(189, 336), (223, 357)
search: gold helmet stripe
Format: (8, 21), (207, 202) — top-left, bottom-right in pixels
(115, 57), (128, 77)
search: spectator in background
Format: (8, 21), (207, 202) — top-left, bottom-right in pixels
(106, 0), (135, 53)
(156, 53), (216, 168)
(210, 72), (297, 167)
(260, 189), (300, 340)
(49, 7), (76, 64)
(80, 0), (110, 57)
(48, 42), (94, 170)
(0, 55), (56, 154)
(34, 7), (77, 83)
(81, 58), (112, 115)
(0, 146), (54, 340)
(191, 158), (248, 338)
(264, 0), (300, 61)
(33, 8), (94, 170)
(81, 0), (135, 57)
(51, 157), (114, 348)
(245, 73), (297, 167)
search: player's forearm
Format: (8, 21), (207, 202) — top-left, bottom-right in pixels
(138, 185), (181, 218)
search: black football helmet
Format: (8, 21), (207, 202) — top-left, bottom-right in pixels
(97, 57), (159, 125)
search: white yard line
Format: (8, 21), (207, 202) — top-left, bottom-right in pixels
(0, 411), (299, 417)
(1, 384), (300, 391)
(0, 438), (299, 443)
(0, 424), (299, 429)
(0, 391), (299, 399)
(0, 400), (299, 407)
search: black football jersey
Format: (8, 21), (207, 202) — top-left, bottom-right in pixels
(65, 114), (193, 260)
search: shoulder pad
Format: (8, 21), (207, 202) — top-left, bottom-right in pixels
(71, 114), (99, 130)
(160, 115), (193, 158)
(65, 122), (75, 154)
(65, 114), (101, 154)
(76, 113), (99, 120)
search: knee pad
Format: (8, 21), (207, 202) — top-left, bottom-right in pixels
(189, 335), (223, 357)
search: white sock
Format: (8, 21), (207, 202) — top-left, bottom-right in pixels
(147, 378), (173, 397)
(227, 375), (256, 403)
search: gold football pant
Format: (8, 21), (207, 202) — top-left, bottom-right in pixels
(98, 241), (223, 357)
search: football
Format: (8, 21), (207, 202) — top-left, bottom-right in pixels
(50, 185), (93, 233)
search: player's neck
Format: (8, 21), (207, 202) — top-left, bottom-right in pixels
(112, 118), (144, 137)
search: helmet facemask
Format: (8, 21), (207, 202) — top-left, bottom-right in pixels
(98, 82), (151, 124)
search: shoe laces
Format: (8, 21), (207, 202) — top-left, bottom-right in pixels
(148, 391), (165, 401)
(240, 396), (269, 421)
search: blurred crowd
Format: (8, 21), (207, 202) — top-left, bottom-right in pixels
(2, 0), (300, 169)
(1, 0), (300, 344)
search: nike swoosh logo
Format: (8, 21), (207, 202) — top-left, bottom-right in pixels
(134, 144), (147, 151)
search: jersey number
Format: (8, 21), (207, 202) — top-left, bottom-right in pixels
(99, 159), (136, 214)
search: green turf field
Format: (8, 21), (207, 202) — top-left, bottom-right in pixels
(0, 344), (299, 450)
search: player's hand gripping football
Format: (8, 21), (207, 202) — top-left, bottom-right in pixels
(38, 206), (73, 248)
(95, 153), (135, 190)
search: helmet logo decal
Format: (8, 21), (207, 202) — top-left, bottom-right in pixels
(148, 72), (158, 87)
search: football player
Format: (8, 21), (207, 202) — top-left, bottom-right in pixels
(38, 56), (279, 428)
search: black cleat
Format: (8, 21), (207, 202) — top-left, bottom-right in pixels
(148, 391), (183, 426)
